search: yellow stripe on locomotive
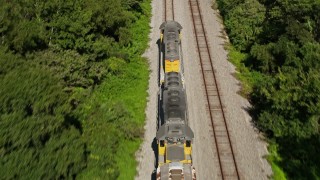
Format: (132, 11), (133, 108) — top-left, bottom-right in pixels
(164, 60), (180, 73)
(157, 140), (193, 165)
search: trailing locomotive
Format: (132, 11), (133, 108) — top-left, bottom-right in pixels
(156, 21), (196, 180)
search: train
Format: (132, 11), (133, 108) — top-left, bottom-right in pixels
(156, 20), (196, 180)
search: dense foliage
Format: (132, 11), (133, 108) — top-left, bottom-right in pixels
(0, 0), (150, 179)
(216, 0), (320, 179)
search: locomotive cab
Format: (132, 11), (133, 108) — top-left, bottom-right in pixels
(160, 21), (182, 43)
(156, 122), (195, 180)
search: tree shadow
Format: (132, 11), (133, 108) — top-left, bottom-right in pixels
(156, 37), (165, 129)
(243, 95), (320, 179)
(153, 37), (162, 177)
(276, 135), (320, 179)
(64, 114), (83, 133)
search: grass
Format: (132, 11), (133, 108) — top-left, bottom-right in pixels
(77, 57), (148, 179)
(115, 139), (143, 180)
(77, 0), (151, 179)
(114, 0), (151, 128)
(107, 59), (149, 179)
(109, 0), (151, 177)
(227, 46), (257, 96)
(226, 46), (286, 180)
(267, 143), (287, 180)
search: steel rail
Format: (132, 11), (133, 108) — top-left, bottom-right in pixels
(171, 0), (175, 20)
(164, 0), (166, 21)
(164, 0), (175, 21)
(188, 0), (240, 179)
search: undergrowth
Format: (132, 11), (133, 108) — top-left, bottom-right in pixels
(77, 0), (151, 179)
(227, 45), (287, 180)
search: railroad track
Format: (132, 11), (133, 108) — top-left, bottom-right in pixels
(164, 0), (175, 21)
(187, 0), (240, 179)
(163, 0), (240, 179)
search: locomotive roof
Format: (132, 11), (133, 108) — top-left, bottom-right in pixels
(156, 122), (194, 141)
(160, 20), (182, 32)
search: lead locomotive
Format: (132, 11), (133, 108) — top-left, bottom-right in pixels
(156, 20), (196, 180)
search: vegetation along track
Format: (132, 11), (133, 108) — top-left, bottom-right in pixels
(188, 0), (240, 179)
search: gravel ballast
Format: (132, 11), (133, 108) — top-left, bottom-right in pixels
(135, 0), (272, 179)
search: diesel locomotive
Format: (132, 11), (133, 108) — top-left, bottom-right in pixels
(156, 20), (196, 180)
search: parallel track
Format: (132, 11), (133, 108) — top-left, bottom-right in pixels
(164, 0), (175, 21)
(187, 0), (240, 179)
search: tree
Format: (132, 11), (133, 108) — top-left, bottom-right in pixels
(225, 0), (265, 51)
(0, 56), (86, 179)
